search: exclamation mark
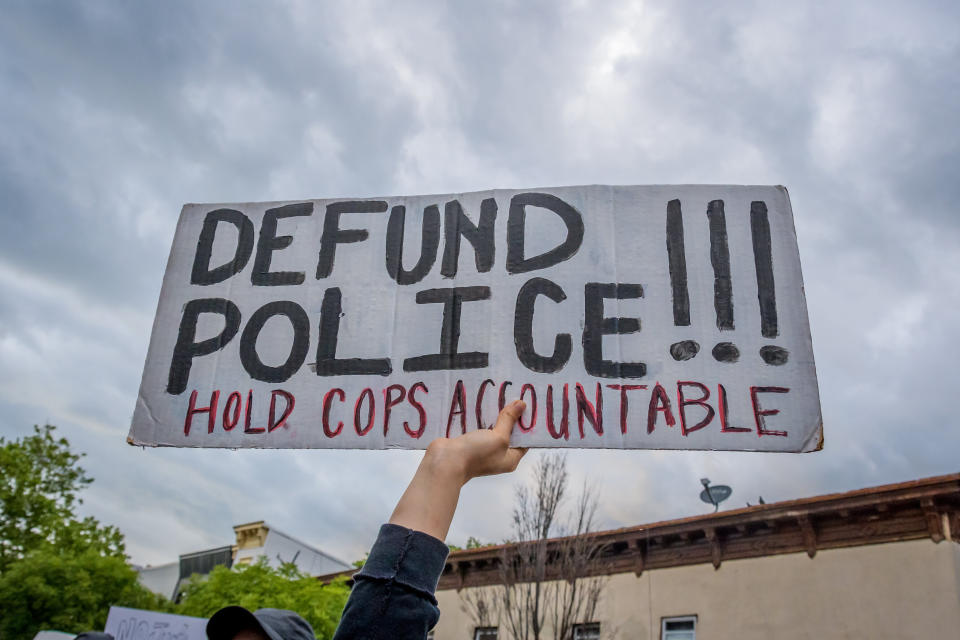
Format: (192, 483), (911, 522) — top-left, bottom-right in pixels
(751, 201), (789, 365)
(707, 200), (739, 362)
(666, 199), (700, 361)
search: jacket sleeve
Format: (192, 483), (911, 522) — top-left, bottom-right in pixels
(333, 523), (450, 640)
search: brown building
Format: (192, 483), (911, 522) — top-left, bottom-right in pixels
(325, 473), (960, 639)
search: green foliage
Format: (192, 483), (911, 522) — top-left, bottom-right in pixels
(0, 425), (98, 571)
(0, 425), (352, 639)
(465, 536), (488, 549)
(177, 559), (350, 640)
(55, 516), (126, 558)
(0, 425), (124, 566)
(0, 547), (171, 640)
(0, 425), (171, 640)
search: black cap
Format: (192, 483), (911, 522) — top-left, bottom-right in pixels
(206, 607), (316, 640)
(75, 634), (114, 640)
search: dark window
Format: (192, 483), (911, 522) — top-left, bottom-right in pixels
(662, 615), (696, 640)
(178, 545), (234, 578)
(474, 627), (498, 640)
(573, 622), (601, 640)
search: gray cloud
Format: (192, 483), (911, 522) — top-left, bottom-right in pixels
(1, 0), (958, 565)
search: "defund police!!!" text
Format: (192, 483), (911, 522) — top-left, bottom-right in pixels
(168, 193), (650, 394)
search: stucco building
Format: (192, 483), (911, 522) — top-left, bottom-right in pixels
(324, 473), (960, 640)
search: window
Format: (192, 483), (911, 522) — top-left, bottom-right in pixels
(474, 627), (498, 640)
(573, 622), (601, 640)
(662, 615), (696, 640)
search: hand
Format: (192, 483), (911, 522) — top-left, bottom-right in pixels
(388, 400), (528, 540)
(423, 399), (529, 487)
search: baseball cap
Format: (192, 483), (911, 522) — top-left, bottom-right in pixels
(206, 607), (316, 640)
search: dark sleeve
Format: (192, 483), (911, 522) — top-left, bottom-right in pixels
(333, 523), (450, 640)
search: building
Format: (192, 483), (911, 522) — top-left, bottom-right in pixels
(231, 520), (351, 575)
(321, 472), (960, 639)
(138, 520), (352, 601)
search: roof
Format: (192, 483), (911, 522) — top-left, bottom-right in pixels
(265, 527), (352, 569)
(232, 521), (351, 571)
(317, 472), (960, 590)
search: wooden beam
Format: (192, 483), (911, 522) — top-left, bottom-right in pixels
(921, 499), (944, 543)
(634, 539), (646, 576)
(705, 527), (722, 569)
(797, 515), (817, 558)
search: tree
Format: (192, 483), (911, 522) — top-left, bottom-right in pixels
(0, 424), (94, 570)
(462, 453), (610, 640)
(465, 537), (490, 549)
(0, 547), (171, 640)
(176, 559), (350, 640)
(0, 425), (168, 640)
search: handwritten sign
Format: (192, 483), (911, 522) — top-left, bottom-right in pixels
(129, 185), (821, 451)
(104, 607), (206, 640)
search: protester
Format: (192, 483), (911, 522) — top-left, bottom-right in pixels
(205, 399), (527, 640)
(207, 607), (316, 640)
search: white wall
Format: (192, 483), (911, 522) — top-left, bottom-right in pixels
(234, 528), (351, 576)
(137, 561), (180, 600)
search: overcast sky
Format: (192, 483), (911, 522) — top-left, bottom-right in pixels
(1, 0), (958, 568)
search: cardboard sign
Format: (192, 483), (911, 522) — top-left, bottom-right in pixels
(129, 185), (821, 451)
(104, 607), (206, 640)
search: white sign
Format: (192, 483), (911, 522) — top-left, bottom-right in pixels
(32, 632), (74, 640)
(130, 185), (822, 451)
(104, 607), (206, 640)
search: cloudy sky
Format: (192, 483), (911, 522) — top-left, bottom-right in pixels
(2, 0), (958, 568)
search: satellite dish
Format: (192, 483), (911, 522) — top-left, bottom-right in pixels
(699, 478), (732, 512)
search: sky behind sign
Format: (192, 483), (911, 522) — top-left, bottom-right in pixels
(1, 1), (957, 565)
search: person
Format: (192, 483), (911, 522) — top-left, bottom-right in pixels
(207, 607), (316, 640)
(206, 399), (528, 640)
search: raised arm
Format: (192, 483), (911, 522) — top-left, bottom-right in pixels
(389, 399), (528, 539)
(333, 400), (527, 640)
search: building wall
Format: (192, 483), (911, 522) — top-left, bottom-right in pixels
(434, 539), (960, 640)
(234, 529), (351, 576)
(954, 537), (960, 603)
(137, 561), (180, 600)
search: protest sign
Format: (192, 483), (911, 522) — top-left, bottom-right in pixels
(129, 185), (822, 451)
(104, 607), (206, 640)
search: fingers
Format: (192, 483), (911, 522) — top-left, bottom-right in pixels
(493, 399), (526, 439)
(494, 402), (527, 473)
(501, 446), (528, 472)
